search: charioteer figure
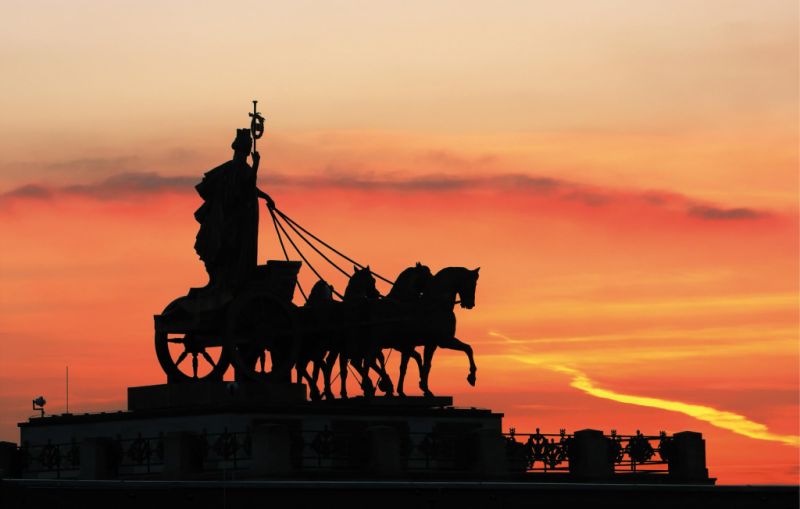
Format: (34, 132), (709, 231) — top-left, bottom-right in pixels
(194, 103), (273, 295)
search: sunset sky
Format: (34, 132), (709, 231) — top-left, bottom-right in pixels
(0, 1), (797, 484)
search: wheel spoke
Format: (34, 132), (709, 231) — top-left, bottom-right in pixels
(175, 351), (189, 366)
(201, 350), (217, 367)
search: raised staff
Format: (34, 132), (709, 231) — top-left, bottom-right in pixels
(249, 99), (265, 153)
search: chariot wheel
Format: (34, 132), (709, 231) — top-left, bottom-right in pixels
(155, 296), (230, 383)
(226, 292), (299, 383)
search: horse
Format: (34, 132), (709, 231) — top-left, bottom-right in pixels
(326, 265), (396, 398)
(294, 279), (338, 400)
(330, 263), (440, 398)
(366, 266), (480, 397)
(381, 263), (431, 396)
(417, 266), (480, 396)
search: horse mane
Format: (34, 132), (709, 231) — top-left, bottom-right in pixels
(387, 266), (418, 299)
(432, 266), (470, 280)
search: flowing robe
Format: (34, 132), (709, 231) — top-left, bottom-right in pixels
(193, 158), (258, 291)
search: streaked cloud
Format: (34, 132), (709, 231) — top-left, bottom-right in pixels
(3, 184), (52, 199)
(489, 329), (799, 446)
(688, 206), (764, 221)
(0, 170), (771, 222)
(63, 172), (196, 198)
(551, 364), (800, 447)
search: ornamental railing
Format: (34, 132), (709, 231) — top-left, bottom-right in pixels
(503, 428), (671, 474)
(17, 427), (685, 479)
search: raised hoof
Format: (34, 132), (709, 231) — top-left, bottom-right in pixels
(467, 372), (477, 386)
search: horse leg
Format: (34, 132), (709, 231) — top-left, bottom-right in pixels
(438, 336), (477, 386)
(397, 352), (409, 397)
(420, 345), (437, 397)
(347, 355), (375, 398)
(398, 348), (422, 397)
(311, 356), (325, 399)
(409, 348), (423, 375)
(373, 351), (394, 396)
(358, 357), (376, 398)
(297, 359), (321, 401)
(338, 352), (349, 399)
(321, 351), (336, 400)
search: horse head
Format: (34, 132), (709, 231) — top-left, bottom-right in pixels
(344, 265), (381, 301)
(430, 267), (480, 309)
(458, 267), (479, 309)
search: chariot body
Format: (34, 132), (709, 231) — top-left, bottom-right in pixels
(154, 260), (302, 384)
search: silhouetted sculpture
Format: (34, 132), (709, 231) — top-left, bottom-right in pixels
(194, 129), (274, 295)
(155, 112), (482, 396)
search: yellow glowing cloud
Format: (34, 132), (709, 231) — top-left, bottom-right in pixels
(496, 332), (800, 447)
(551, 365), (800, 447)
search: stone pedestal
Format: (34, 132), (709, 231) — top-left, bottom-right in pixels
(18, 387), (501, 481)
(79, 437), (116, 480)
(252, 424), (292, 476)
(128, 381), (306, 411)
(668, 431), (709, 481)
(163, 432), (203, 479)
(467, 428), (507, 477)
(366, 426), (402, 476)
(568, 429), (614, 480)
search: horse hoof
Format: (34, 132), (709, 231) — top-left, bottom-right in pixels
(467, 373), (476, 386)
(362, 384), (375, 398)
(378, 379), (393, 393)
(423, 391), (434, 398)
(398, 391), (406, 398)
